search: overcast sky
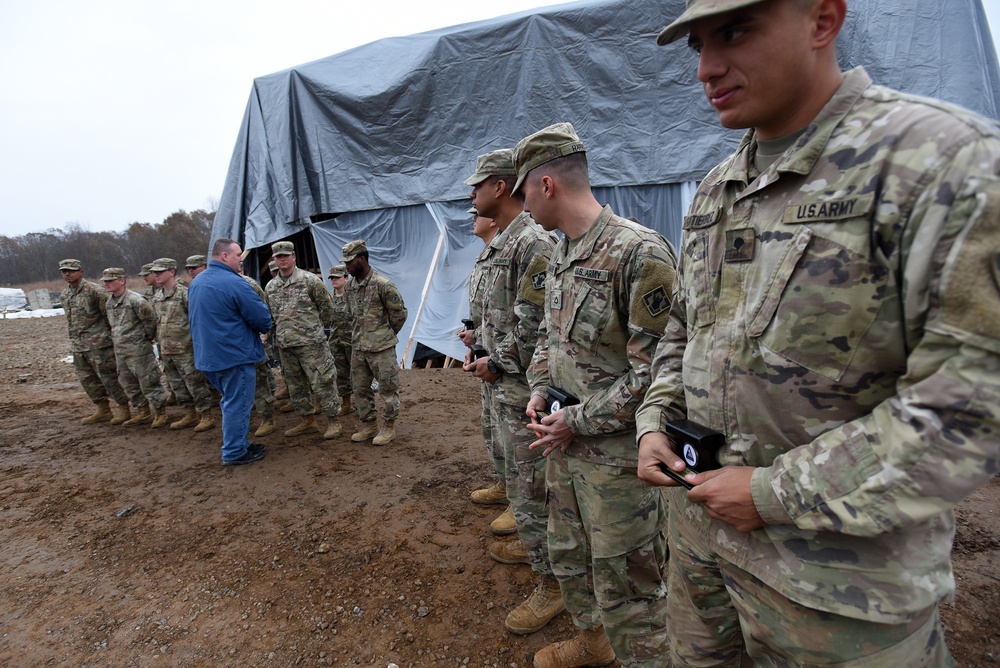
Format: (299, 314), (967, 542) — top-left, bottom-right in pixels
(1, 0), (999, 239)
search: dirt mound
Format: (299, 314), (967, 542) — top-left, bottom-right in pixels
(0, 316), (997, 667)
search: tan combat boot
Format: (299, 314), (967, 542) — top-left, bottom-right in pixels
(110, 403), (131, 425)
(488, 538), (530, 565)
(193, 410), (215, 433)
(532, 626), (616, 668)
(254, 415), (276, 437)
(506, 575), (565, 635)
(285, 416), (320, 437)
(351, 420), (379, 442)
(490, 505), (517, 536)
(122, 404), (152, 426)
(471, 480), (507, 505)
(81, 400), (112, 425)
(170, 407), (199, 429)
(323, 418), (343, 439)
(274, 385), (289, 400)
(336, 395), (354, 417)
(371, 419), (395, 446)
(150, 406), (168, 429)
(276, 400), (295, 413)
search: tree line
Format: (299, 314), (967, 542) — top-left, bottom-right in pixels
(0, 210), (214, 286)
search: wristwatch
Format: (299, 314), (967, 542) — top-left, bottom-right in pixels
(487, 358), (502, 376)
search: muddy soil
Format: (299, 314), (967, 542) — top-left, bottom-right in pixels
(0, 316), (997, 667)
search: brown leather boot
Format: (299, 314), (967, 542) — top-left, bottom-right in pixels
(488, 538), (530, 565)
(150, 406), (168, 429)
(285, 416), (320, 437)
(170, 407), (199, 429)
(471, 480), (507, 505)
(506, 575), (565, 635)
(193, 410), (215, 432)
(371, 419), (395, 446)
(490, 506), (517, 536)
(81, 400), (112, 425)
(351, 420), (379, 442)
(336, 394), (354, 416)
(323, 418), (343, 439)
(276, 400), (295, 413)
(532, 626), (616, 668)
(254, 416), (276, 437)
(110, 403), (131, 425)
(122, 404), (152, 426)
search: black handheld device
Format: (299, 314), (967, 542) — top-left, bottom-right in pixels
(461, 318), (474, 331)
(657, 419), (724, 490)
(536, 386), (580, 419)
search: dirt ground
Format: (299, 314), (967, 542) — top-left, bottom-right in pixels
(0, 315), (997, 668)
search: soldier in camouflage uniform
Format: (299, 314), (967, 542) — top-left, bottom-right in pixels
(150, 258), (215, 432)
(326, 264), (355, 416)
(58, 258), (131, 425)
(139, 263), (158, 301)
(463, 150), (562, 635)
(238, 252), (278, 437)
(516, 124), (677, 668)
(635, 1), (1000, 666)
(185, 255), (207, 281)
(265, 240), (343, 439)
(102, 267), (168, 427)
(458, 207), (505, 505)
(342, 239), (408, 445)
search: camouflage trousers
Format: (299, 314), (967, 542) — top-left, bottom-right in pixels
(278, 343), (341, 418)
(488, 395), (550, 575)
(351, 347), (399, 422)
(665, 491), (955, 667)
(328, 340), (353, 397)
(73, 346), (128, 405)
(255, 360), (276, 418)
(161, 353), (213, 412)
(481, 382), (503, 482)
(115, 347), (167, 409)
(546, 451), (669, 667)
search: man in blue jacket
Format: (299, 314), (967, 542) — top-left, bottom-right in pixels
(189, 238), (273, 466)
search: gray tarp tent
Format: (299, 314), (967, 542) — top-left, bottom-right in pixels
(213, 0), (1000, 366)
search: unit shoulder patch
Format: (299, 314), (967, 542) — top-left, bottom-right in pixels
(519, 254), (549, 306)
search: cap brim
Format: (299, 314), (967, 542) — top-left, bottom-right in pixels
(511, 172), (527, 196)
(463, 173), (488, 186)
(272, 252), (293, 257)
(657, 0), (767, 45)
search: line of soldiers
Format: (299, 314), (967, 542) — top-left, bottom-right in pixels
(60, 255), (216, 431)
(459, 126), (677, 667)
(62, 241), (409, 449)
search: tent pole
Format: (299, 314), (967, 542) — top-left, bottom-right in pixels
(402, 223), (446, 368)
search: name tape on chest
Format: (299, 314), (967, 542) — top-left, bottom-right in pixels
(782, 194), (873, 224)
(572, 267), (610, 282)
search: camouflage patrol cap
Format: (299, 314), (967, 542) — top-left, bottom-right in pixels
(138, 263), (154, 276)
(101, 267), (125, 281)
(342, 239), (368, 262)
(150, 257), (176, 272)
(271, 240), (295, 256)
(268, 261), (278, 273)
(185, 254), (207, 268)
(511, 122), (586, 194)
(59, 258), (82, 271)
(656, 0), (767, 45)
(463, 148), (517, 186)
(327, 264), (348, 278)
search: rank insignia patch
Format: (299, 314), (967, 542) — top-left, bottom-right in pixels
(642, 286), (669, 317)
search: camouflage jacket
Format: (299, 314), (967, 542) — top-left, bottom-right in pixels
(345, 269), (407, 354)
(328, 291), (353, 347)
(242, 274), (268, 304)
(481, 212), (554, 406)
(636, 68), (1000, 623)
(152, 283), (193, 356)
(528, 205), (676, 467)
(265, 266), (333, 349)
(466, 239), (494, 344)
(106, 289), (158, 356)
(142, 285), (159, 302)
(60, 280), (114, 352)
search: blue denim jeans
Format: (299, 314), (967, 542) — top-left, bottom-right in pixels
(203, 364), (256, 462)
